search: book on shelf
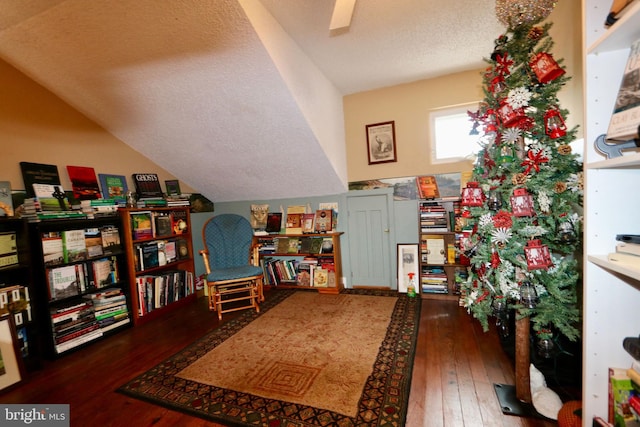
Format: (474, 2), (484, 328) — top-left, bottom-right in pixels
(320, 237), (334, 254)
(91, 257), (117, 288)
(176, 238), (189, 259)
(66, 165), (102, 201)
(0, 181), (14, 216)
(0, 231), (18, 268)
(98, 174), (128, 202)
(275, 237), (290, 254)
(164, 179), (181, 196)
(132, 173), (164, 200)
(285, 212), (304, 234)
(605, 0), (640, 27)
(424, 237), (446, 264)
(100, 226), (121, 254)
(301, 213), (315, 234)
(313, 267), (329, 287)
(606, 38), (640, 142)
(309, 237), (324, 254)
(416, 175), (440, 199)
(32, 183), (71, 211)
(265, 212), (282, 234)
(84, 228), (104, 258)
(616, 241), (640, 257)
(47, 265), (81, 300)
(154, 212), (173, 237)
(314, 209), (333, 233)
(62, 229), (88, 263)
(171, 209), (188, 235)
(19, 161), (62, 198)
(295, 261), (314, 287)
(131, 211), (153, 240)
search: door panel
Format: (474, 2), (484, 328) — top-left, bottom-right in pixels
(347, 193), (391, 288)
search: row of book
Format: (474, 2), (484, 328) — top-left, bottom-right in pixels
(130, 209), (188, 241)
(134, 238), (190, 272)
(46, 256), (119, 301)
(41, 226), (121, 266)
(258, 236), (333, 255)
(135, 270), (194, 317)
(50, 288), (130, 354)
(260, 256), (335, 287)
(419, 201), (449, 233)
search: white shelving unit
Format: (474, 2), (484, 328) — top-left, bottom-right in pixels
(582, 0), (640, 422)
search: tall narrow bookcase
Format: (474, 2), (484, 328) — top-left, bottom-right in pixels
(582, 0), (640, 421)
(418, 199), (467, 300)
(0, 218), (38, 370)
(29, 216), (132, 358)
(119, 207), (196, 325)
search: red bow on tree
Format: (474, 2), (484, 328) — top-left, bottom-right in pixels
(521, 149), (549, 174)
(495, 53), (513, 76)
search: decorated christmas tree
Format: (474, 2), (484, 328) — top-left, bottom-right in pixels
(460, 1), (583, 401)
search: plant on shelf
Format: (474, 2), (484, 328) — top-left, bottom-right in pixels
(462, 1), (583, 404)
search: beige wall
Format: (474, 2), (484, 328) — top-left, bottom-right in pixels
(0, 59), (193, 195)
(343, 0), (583, 183)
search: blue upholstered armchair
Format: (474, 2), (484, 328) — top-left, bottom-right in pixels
(200, 214), (264, 320)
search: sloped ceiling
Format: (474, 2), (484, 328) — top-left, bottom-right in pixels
(0, 0), (503, 202)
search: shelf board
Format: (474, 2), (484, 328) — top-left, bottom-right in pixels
(587, 152), (640, 170)
(588, 254), (640, 283)
(588, 1), (640, 54)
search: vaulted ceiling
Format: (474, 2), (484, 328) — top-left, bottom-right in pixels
(0, 0), (504, 202)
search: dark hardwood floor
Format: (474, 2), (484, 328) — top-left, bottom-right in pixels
(1, 292), (576, 426)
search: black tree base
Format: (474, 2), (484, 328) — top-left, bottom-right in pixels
(493, 383), (548, 419)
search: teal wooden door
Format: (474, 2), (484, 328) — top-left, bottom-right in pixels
(346, 191), (392, 288)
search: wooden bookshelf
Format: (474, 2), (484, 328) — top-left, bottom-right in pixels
(29, 215), (131, 358)
(0, 217), (38, 369)
(252, 232), (344, 294)
(119, 207), (196, 326)
(418, 199), (467, 301)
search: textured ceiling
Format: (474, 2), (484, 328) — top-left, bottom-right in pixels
(0, 0), (504, 202)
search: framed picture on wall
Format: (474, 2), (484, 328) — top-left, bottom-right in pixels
(397, 243), (419, 294)
(366, 121), (397, 165)
(0, 314), (25, 392)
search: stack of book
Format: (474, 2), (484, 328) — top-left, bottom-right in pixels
(21, 197), (87, 222)
(608, 235), (640, 270)
(165, 195), (191, 207)
(419, 202), (449, 232)
(85, 288), (130, 333)
(421, 266), (448, 294)
(80, 199), (118, 218)
(50, 301), (103, 354)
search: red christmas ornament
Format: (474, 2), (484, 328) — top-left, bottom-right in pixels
(497, 99), (527, 128)
(529, 52), (565, 84)
(510, 188), (535, 217)
(544, 107), (567, 139)
(521, 149), (549, 174)
(461, 182), (484, 207)
(491, 251), (501, 268)
(524, 239), (553, 270)
(495, 53), (513, 76)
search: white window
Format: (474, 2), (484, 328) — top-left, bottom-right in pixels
(430, 104), (480, 163)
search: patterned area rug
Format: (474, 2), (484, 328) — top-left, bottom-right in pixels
(118, 289), (421, 426)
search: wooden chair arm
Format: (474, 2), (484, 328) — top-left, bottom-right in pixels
(199, 249), (211, 274)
